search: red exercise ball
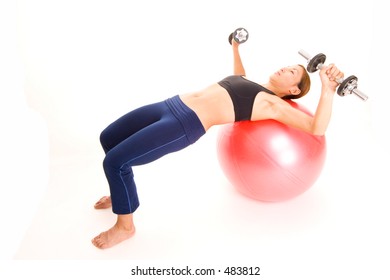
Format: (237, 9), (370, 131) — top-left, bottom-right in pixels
(217, 100), (326, 202)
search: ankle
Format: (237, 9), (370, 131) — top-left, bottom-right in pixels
(115, 214), (135, 231)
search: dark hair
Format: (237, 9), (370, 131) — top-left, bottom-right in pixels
(282, 65), (311, 100)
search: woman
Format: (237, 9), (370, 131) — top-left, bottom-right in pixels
(91, 38), (344, 249)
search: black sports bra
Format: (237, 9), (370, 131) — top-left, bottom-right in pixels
(218, 75), (275, 121)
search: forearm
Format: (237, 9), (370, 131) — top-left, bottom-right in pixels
(311, 87), (335, 135)
(232, 45), (246, 76)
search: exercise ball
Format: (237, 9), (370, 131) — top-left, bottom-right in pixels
(217, 100), (326, 202)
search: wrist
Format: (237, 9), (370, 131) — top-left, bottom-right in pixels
(321, 87), (336, 98)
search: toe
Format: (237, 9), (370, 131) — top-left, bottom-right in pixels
(94, 196), (109, 209)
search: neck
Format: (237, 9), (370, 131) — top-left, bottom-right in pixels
(261, 83), (285, 98)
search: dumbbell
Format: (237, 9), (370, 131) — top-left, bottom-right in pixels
(298, 49), (368, 101)
(228, 27), (249, 45)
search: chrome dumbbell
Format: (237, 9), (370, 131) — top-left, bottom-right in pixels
(228, 27), (249, 45)
(299, 49), (368, 101)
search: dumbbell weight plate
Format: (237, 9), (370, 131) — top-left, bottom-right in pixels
(307, 53), (326, 73)
(228, 28), (249, 45)
(228, 33), (234, 45)
(337, 75), (358, 97)
(234, 28), (249, 43)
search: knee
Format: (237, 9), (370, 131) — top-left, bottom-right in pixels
(100, 129), (111, 152)
(103, 152), (133, 175)
(102, 152), (118, 171)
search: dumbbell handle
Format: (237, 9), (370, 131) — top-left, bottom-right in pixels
(298, 50), (330, 72)
(350, 87), (368, 102)
(298, 49), (368, 101)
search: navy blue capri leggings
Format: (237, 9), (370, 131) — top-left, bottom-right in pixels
(100, 95), (206, 214)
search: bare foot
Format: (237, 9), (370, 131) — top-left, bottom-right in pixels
(91, 225), (135, 249)
(94, 196), (112, 209)
(92, 214), (135, 249)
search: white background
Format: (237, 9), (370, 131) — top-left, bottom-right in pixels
(1, 0), (389, 279)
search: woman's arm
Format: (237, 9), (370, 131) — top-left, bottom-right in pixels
(271, 64), (342, 136)
(232, 40), (246, 76)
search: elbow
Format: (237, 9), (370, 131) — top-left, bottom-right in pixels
(312, 130), (326, 136)
(310, 121), (327, 136)
(234, 69), (246, 76)
(271, 103), (327, 136)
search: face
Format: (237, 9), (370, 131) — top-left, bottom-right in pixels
(270, 65), (304, 94)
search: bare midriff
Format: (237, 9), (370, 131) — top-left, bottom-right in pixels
(179, 84), (235, 131)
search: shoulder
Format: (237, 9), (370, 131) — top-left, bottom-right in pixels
(252, 92), (286, 120)
(256, 91), (287, 107)
(254, 92), (301, 119)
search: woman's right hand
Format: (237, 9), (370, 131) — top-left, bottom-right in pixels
(231, 38), (240, 48)
(319, 63), (344, 93)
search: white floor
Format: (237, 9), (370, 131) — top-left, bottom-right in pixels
(7, 123), (390, 279)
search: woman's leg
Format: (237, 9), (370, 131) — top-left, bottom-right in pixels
(103, 110), (192, 214)
(95, 102), (166, 209)
(92, 101), (195, 249)
(99, 102), (167, 154)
